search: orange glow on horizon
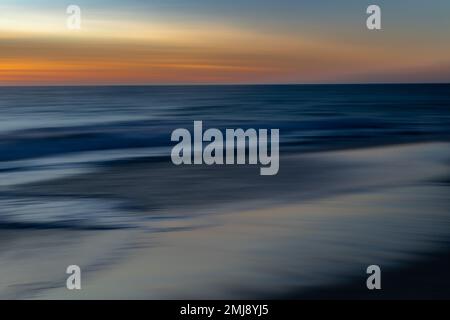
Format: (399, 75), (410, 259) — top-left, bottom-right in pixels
(1, 8), (450, 85)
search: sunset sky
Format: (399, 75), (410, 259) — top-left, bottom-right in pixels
(1, 0), (450, 85)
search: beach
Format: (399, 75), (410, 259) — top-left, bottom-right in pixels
(0, 84), (449, 299)
(0, 141), (448, 299)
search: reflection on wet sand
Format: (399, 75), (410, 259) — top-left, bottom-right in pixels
(0, 143), (448, 299)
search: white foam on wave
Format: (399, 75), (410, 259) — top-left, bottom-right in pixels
(0, 147), (169, 187)
(0, 197), (138, 229)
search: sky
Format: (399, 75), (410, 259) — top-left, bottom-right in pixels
(1, 0), (450, 85)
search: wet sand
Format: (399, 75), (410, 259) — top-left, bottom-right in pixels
(1, 142), (449, 299)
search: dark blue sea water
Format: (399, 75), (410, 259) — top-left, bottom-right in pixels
(0, 84), (449, 229)
(1, 84), (449, 163)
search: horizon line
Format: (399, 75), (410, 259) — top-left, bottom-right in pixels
(1, 81), (450, 88)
